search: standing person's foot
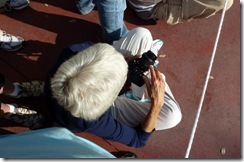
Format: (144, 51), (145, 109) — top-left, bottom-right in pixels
(0, 30), (24, 51)
(4, 104), (47, 130)
(111, 151), (137, 158)
(12, 81), (45, 98)
(3, 0), (30, 11)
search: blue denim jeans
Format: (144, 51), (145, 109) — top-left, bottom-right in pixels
(74, 0), (95, 15)
(75, 0), (129, 44)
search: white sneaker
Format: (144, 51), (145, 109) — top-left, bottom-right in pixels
(152, 39), (163, 56)
(0, 30), (24, 51)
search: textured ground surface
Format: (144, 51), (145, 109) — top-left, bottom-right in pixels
(0, 0), (241, 159)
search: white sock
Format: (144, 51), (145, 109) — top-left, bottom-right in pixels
(6, 104), (15, 113)
(8, 83), (20, 97)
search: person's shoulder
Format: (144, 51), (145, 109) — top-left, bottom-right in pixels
(68, 41), (94, 53)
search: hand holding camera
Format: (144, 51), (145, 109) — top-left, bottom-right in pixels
(143, 66), (165, 108)
(128, 50), (157, 87)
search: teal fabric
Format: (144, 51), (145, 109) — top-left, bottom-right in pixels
(0, 127), (115, 158)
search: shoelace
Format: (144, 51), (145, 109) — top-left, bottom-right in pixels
(14, 107), (37, 115)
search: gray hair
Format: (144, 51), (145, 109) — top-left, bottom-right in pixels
(51, 43), (128, 121)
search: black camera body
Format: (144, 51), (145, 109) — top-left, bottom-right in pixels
(128, 50), (157, 87)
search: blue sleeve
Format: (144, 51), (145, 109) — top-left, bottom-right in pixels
(55, 41), (94, 67)
(86, 112), (153, 148)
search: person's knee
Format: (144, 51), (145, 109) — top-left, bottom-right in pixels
(156, 105), (182, 130)
(131, 27), (151, 37)
(218, 0), (233, 11)
(171, 109), (182, 127)
(166, 108), (182, 129)
(130, 27), (153, 46)
(225, 0), (233, 11)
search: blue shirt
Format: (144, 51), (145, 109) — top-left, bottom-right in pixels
(0, 127), (116, 158)
(44, 42), (153, 148)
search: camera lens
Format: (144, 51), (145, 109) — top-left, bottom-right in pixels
(138, 50), (157, 71)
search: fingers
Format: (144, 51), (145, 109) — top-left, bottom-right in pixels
(149, 65), (156, 82)
(149, 65), (163, 81)
(155, 69), (163, 81)
(143, 75), (151, 95)
(143, 66), (163, 95)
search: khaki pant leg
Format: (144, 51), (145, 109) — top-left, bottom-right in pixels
(150, 0), (233, 25)
(182, 0), (234, 22)
(149, 0), (183, 25)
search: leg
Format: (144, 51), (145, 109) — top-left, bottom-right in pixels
(111, 75), (182, 130)
(111, 27), (182, 130)
(113, 27), (153, 55)
(149, 0), (183, 25)
(182, 0), (234, 22)
(0, 102), (47, 130)
(94, 0), (129, 44)
(149, 0), (233, 25)
(114, 27), (163, 99)
(1, 79), (15, 95)
(74, 0), (95, 15)
(0, 73), (15, 95)
(0, 29), (24, 51)
(1, 79), (44, 98)
(113, 27), (154, 99)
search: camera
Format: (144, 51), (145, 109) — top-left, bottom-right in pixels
(128, 50), (157, 87)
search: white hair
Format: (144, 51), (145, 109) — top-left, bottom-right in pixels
(51, 43), (128, 121)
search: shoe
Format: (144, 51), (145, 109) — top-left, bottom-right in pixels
(1, 0), (30, 12)
(11, 104), (37, 115)
(111, 151), (137, 158)
(152, 39), (164, 54)
(13, 81), (45, 98)
(0, 30), (24, 51)
(121, 90), (150, 102)
(74, 0), (95, 15)
(4, 104), (46, 130)
(151, 39), (164, 68)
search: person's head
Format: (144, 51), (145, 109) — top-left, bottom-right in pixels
(51, 43), (128, 121)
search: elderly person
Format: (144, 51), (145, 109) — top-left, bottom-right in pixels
(44, 27), (182, 148)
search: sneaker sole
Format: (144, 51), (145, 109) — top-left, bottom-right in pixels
(1, 36), (24, 51)
(12, 0), (30, 10)
(1, 44), (22, 51)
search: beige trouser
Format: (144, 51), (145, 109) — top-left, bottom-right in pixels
(149, 0), (234, 25)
